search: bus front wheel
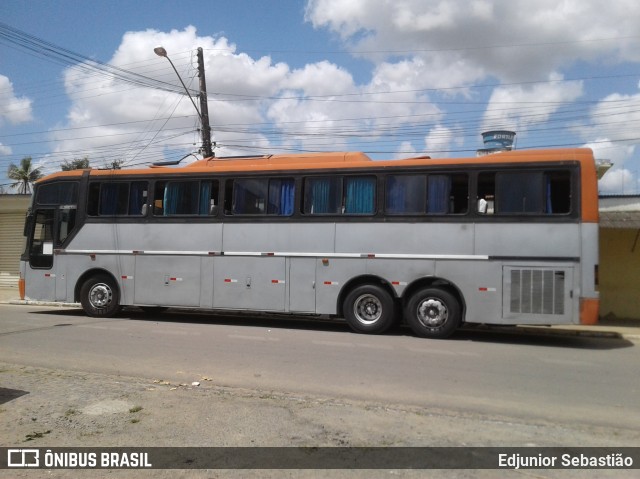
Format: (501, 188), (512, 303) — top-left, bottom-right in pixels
(80, 274), (122, 317)
(404, 288), (461, 339)
(343, 284), (396, 334)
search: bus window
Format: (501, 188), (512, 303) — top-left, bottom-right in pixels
(477, 173), (495, 214)
(304, 176), (376, 215)
(267, 178), (294, 216)
(29, 209), (54, 268)
(36, 182), (78, 205)
(304, 177), (341, 215)
(230, 178), (294, 216)
(427, 174), (468, 215)
(344, 176), (376, 215)
(88, 181), (148, 216)
(386, 175), (426, 214)
(546, 171), (572, 214)
(57, 207), (77, 244)
(478, 170), (572, 215)
(496, 171), (544, 213)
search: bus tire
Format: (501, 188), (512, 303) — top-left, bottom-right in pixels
(404, 288), (460, 339)
(343, 284), (396, 334)
(80, 274), (122, 317)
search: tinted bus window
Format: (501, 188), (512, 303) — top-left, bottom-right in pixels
(153, 180), (218, 216)
(230, 178), (294, 216)
(36, 182), (78, 205)
(478, 170), (571, 215)
(88, 181), (148, 216)
(304, 176), (376, 215)
(304, 177), (341, 215)
(386, 173), (467, 215)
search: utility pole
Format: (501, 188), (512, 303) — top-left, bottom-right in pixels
(197, 47), (214, 158)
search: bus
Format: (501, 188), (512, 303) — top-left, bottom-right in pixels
(19, 147), (599, 339)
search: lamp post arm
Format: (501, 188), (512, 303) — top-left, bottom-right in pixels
(164, 55), (202, 120)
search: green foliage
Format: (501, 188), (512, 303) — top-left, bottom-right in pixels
(7, 156), (43, 194)
(61, 156), (91, 171)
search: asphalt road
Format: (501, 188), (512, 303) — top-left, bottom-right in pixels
(1, 303), (638, 433)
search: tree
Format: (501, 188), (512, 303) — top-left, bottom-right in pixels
(7, 156), (43, 194)
(61, 156), (91, 171)
(105, 159), (123, 170)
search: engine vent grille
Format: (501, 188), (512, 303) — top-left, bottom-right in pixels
(509, 269), (565, 315)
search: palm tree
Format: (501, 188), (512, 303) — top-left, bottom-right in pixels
(7, 156), (43, 194)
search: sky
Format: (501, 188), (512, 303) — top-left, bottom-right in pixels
(2, 0), (640, 194)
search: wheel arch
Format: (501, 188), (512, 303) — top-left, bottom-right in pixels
(401, 276), (467, 323)
(336, 274), (397, 318)
(74, 268), (120, 303)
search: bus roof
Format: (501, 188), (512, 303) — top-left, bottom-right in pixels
(37, 148), (596, 181)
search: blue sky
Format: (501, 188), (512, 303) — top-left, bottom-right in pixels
(2, 0), (640, 194)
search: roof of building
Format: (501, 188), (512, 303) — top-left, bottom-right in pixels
(600, 211), (640, 229)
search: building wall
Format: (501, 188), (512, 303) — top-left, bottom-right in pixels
(599, 227), (640, 320)
(0, 195), (31, 287)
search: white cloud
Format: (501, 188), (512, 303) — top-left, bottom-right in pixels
(0, 143), (12, 155)
(306, 0), (640, 81)
(481, 73), (583, 133)
(0, 74), (33, 125)
(599, 168), (638, 195)
(424, 125), (458, 157)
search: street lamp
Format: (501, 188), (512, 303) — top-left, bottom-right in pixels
(154, 46), (213, 158)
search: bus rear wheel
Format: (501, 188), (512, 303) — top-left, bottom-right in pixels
(343, 284), (396, 334)
(80, 274), (122, 317)
(404, 288), (461, 339)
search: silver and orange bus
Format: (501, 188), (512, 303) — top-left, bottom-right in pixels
(20, 147), (599, 338)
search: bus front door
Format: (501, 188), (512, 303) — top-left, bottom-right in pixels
(24, 208), (57, 301)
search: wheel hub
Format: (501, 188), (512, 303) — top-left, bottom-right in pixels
(354, 294), (382, 324)
(418, 299), (448, 327)
(89, 284), (111, 308)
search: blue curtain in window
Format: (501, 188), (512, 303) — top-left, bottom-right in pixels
(268, 179), (294, 215)
(128, 182), (146, 215)
(164, 182), (198, 215)
(427, 175), (451, 214)
(496, 172), (543, 213)
(164, 183), (179, 215)
(345, 177), (375, 214)
(100, 184), (118, 215)
(386, 176), (426, 214)
(310, 179), (331, 214)
(200, 182), (211, 215)
(386, 176), (405, 214)
(546, 177), (553, 214)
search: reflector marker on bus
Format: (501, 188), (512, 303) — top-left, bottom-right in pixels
(323, 281), (339, 286)
(224, 278), (238, 283)
(169, 277), (183, 282)
(271, 279), (285, 284)
(121, 275), (133, 280)
(391, 281), (407, 286)
(478, 287), (497, 292)
(44, 273), (55, 278)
